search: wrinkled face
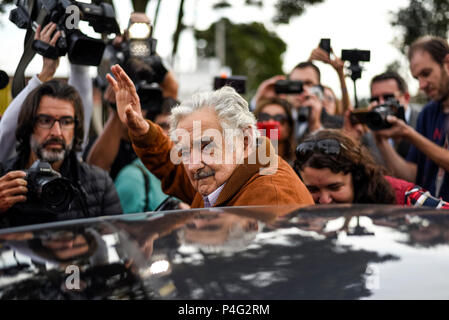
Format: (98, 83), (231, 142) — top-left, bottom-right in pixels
(175, 107), (245, 197)
(288, 66), (320, 108)
(300, 167), (354, 204)
(259, 104), (290, 141)
(410, 49), (449, 101)
(323, 87), (337, 115)
(370, 79), (409, 107)
(31, 96), (75, 163)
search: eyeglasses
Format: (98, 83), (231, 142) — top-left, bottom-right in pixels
(296, 138), (347, 163)
(369, 93), (396, 103)
(35, 114), (76, 130)
(258, 113), (288, 125)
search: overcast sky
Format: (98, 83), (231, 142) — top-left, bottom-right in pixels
(0, 0), (416, 99)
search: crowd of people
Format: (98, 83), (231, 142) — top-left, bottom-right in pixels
(1, 12), (449, 229)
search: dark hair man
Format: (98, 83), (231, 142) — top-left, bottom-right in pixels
(374, 36), (449, 201)
(0, 81), (122, 228)
(287, 61), (343, 141)
(370, 71), (420, 158)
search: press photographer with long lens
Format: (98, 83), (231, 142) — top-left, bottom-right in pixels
(347, 71), (420, 161)
(0, 80), (122, 229)
(372, 36), (449, 201)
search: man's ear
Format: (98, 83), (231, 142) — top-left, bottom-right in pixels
(443, 54), (449, 75)
(403, 91), (410, 104)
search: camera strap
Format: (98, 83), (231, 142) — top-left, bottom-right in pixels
(132, 162), (151, 212)
(12, 1), (48, 97)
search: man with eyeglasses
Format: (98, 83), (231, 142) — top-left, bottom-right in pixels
(369, 71), (420, 159)
(373, 36), (449, 202)
(0, 81), (122, 228)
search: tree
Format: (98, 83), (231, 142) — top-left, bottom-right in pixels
(272, 0), (325, 24)
(391, 0), (449, 54)
(195, 18), (287, 95)
(0, 0), (14, 14)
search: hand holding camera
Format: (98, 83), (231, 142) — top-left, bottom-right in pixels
(310, 39), (345, 72)
(254, 75), (286, 105)
(35, 23), (61, 82)
(0, 171), (27, 213)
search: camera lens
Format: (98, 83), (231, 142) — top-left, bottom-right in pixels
(41, 179), (73, 211)
(367, 113), (384, 131)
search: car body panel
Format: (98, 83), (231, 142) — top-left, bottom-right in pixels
(0, 204), (448, 299)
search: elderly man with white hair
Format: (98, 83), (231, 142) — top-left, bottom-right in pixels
(106, 65), (314, 208)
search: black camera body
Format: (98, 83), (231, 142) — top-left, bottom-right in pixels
(341, 49), (371, 82)
(319, 38), (331, 54)
(101, 24), (167, 115)
(10, 0), (120, 66)
(213, 75), (247, 94)
(274, 80), (303, 94)
(341, 49), (370, 63)
(25, 160), (74, 212)
(350, 99), (405, 131)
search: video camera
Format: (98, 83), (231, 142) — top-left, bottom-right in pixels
(100, 13), (168, 115)
(25, 160), (75, 212)
(350, 98), (405, 131)
(341, 49), (370, 81)
(10, 0), (120, 66)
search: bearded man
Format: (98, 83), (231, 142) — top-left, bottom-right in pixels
(0, 81), (122, 228)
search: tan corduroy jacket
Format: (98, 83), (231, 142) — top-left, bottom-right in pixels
(130, 121), (314, 208)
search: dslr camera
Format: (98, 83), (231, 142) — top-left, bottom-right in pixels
(10, 0), (120, 66)
(274, 80), (323, 122)
(350, 98), (405, 131)
(25, 160), (75, 212)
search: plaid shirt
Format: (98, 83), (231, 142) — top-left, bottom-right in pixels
(404, 185), (449, 209)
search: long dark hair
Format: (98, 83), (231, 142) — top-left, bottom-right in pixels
(294, 129), (396, 204)
(16, 80), (84, 159)
(254, 97), (295, 162)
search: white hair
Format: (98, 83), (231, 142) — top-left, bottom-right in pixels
(169, 86), (259, 140)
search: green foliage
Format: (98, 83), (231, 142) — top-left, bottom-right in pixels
(391, 0), (449, 53)
(0, 0), (14, 14)
(273, 0), (325, 24)
(385, 60), (402, 73)
(195, 18), (287, 96)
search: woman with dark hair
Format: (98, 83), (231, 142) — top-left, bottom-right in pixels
(294, 129), (449, 208)
(254, 98), (296, 164)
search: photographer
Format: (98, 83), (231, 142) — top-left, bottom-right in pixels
(373, 36), (449, 201)
(287, 61), (343, 141)
(86, 13), (178, 180)
(0, 80), (122, 229)
(368, 72), (420, 159)
(0, 23), (94, 162)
